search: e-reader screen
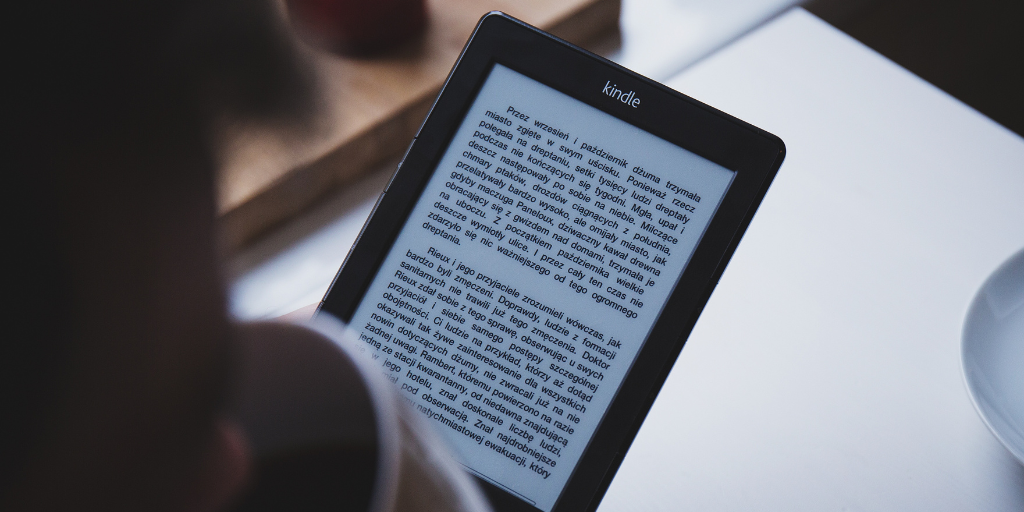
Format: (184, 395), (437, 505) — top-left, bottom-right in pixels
(344, 63), (735, 511)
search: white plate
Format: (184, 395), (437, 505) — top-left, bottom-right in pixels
(962, 246), (1024, 464)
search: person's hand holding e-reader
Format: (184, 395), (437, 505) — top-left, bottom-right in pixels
(318, 13), (784, 512)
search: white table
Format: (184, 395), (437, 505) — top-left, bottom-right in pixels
(598, 8), (1024, 512)
(229, 5), (1024, 510)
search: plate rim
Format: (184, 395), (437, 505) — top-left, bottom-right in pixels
(960, 245), (1024, 465)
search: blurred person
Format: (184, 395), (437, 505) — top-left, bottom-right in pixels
(3, 1), (490, 511)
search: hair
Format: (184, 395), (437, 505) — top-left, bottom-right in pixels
(4, 0), (316, 505)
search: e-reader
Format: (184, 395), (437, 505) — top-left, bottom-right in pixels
(318, 12), (785, 512)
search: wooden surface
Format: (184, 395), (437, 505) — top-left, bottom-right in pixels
(217, 0), (621, 250)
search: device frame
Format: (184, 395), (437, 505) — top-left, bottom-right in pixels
(319, 12), (785, 512)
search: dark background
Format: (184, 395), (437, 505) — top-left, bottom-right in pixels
(806, 0), (1024, 137)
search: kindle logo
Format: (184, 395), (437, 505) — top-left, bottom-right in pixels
(602, 81), (640, 108)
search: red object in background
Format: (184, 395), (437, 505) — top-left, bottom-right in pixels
(286, 0), (427, 55)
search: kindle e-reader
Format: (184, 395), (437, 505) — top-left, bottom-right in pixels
(318, 12), (785, 512)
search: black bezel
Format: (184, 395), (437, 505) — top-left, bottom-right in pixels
(319, 12), (784, 512)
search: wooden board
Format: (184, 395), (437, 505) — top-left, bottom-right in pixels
(217, 0), (621, 250)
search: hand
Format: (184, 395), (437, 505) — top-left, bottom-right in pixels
(275, 303), (319, 322)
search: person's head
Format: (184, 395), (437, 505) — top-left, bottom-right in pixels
(5, 1), (315, 509)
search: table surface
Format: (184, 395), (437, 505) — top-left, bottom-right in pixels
(598, 8), (1024, 511)
(229, 5), (1024, 510)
